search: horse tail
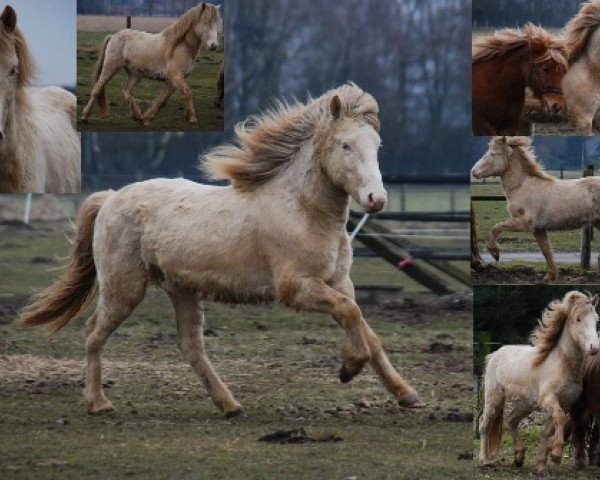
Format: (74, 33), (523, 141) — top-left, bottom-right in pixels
(481, 353), (504, 456)
(93, 35), (112, 115)
(18, 191), (114, 335)
(565, 2), (600, 64)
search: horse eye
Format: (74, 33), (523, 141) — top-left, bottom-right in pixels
(542, 67), (550, 73)
(341, 142), (351, 151)
(9, 66), (17, 77)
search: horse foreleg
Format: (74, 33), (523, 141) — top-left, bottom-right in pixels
(533, 230), (558, 283)
(277, 276), (371, 383)
(541, 395), (568, 465)
(507, 405), (531, 467)
(142, 83), (176, 126)
(123, 72), (143, 122)
(166, 286), (243, 418)
(534, 417), (556, 475)
(169, 75), (197, 125)
(81, 62), (121, 121)
(487, 217), (529, 261)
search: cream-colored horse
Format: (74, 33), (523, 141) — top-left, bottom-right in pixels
(471, 136), (600, 283)
(81, 2), (221, 126)
(0, 6), (79, 193)
(479, 291), (599, 474)
(563, 1), (600, 135)
(20, 83), (424, 417)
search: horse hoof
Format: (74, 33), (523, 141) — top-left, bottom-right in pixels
(225, 407), (245, 420)
(86, 401), (115, 415)
(339, 366), (355, 383)
(550, 452), (562, 465)
(398, 394), (426, 409)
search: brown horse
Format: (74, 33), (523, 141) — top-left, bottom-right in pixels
(472, 23), (568, 135)
(571, 355), (600, 469)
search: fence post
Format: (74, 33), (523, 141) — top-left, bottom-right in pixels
(581, 164), (594, 270)
(127, 16), (131, 28)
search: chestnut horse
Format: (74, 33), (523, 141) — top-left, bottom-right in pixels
(19, 83), (424, 418)
(571, 355), (600, 469)
(472, 23), (568, 135)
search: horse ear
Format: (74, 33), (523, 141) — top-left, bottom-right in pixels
(593, 294), (599, 307)
(1, 5), (17, 33)
(200, 2), (207, 13)
(529, 36), (545, 54)
(330, 95), (342, 120)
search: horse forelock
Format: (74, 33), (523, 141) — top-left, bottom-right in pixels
(473, 23), (568, 71)
(163, 3), (221, 56)
(200, 83), (380, 191)
(0, 26), (36, 88)
(565, 1), (600, 64)
(531, 291), (594, 367)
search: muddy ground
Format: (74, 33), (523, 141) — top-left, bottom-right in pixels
(0, 219), (472, 479)
(472, 263), (600, 285)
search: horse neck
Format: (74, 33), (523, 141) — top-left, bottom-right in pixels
(274, 141), (350, 229)
(0, 89), (34, 191)
(555, 326), (585, 382)
(501, 151), (529, 194)
(183, 26), (202, 56)
(488, 54), (527, 103)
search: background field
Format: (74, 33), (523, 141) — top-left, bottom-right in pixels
(0, 197), (472, 479)
(77, 22), (224, 132)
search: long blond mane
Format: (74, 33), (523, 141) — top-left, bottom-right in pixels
(0, 25), (36, 90)
(473, 23), (568, 71)
(564, 1), (600, 64)
(531, 291), (595, 368)
(495, 137), (555, 181)
(162, 2), (221, 57)
(201, 83), (380, 191)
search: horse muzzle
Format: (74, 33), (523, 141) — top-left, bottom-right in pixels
(208, 43), (218, 51)
(541, 87), (564, 114)
(364, 191), (387, 214)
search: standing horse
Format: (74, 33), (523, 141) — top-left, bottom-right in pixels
(0, 6), (79, 193)
(81, 3), (222, 126)
(479, 291), (599, 474)
(19, 83), (424, 417)
(471, 136), (600, 283)
(570, 355), (600, 469)
(472, 23), (568, 135)
(563, 1), (600, 135)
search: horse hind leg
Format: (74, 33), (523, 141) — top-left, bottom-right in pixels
(123, 71), (143, 122)
(142, 83), (176, 126)
(166, 286), (243, 418)
(169, 75), (198, 125)
(81, 61), (122, 121)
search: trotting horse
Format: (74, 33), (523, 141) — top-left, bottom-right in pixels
(19, 83), (424, 417)
(479, 291), (599, 474)
(471, 136), (600, 283)
(0, 5), (79, 193)
(81, 2), (221, 126)
(563, 1), (600, 135)
(472, 23), (568, 135)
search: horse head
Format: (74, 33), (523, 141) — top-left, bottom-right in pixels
(471, 136), (524, 179)
(0, 6), (19, 146)
(526, 35), (568, 115)
(566, 291), (600, 356)
(321, 94), (386, 214)
(194, 3), (221, 52)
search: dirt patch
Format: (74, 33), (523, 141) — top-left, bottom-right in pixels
(258, 428), (342, 444)
(472, 264), (600, 285)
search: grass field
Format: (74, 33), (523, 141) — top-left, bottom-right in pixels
(0, 213), (472, 479)
(76, 31), (224, 132)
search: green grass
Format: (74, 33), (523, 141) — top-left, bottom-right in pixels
(0, 220), (472, 479)
(76, 31), (224, 132)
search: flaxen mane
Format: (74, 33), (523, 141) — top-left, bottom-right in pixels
(531, 291), (593, 367)
(201, 83), (380, 191)
(504, 137), (555, 181)
(564, 1), (600, 64)
(0, 25), (36, 90)
(473, 23), (568, 71)
(162, 2), (221, 57)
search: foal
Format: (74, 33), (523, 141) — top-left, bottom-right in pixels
(471, 136), (600, 283)
(479, 291), (599, 474)
(81, 3), (221, 126)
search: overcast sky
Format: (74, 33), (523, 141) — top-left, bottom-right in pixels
(5, 0), (75, 87)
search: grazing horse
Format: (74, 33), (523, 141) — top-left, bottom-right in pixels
(570, 355), (600, 469)
(0, 6), (79, 193)
(81, 2), (222, 126)
(19, 83), (424, 417)
(471, 136), (600, 283)
(563, 1), (600, 135)
(472, 23), (568, 135)
(479, 291), (599, 474)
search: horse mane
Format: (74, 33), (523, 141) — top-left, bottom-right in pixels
(564, 1), (600, 64)
(200, 83), (380, 191)
(495, 136), (555, 181)
(473, 23), (568, 72)
(531, 291), (594, 368)
(0, 25), (36, 88)
(162, 3), (221, 57)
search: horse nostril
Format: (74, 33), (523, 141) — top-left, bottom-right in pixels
(368, 193), (374, 203)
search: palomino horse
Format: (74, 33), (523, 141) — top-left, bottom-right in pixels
(20, 83), (424, 417)
(563, 1), (600, 135)
(472, 23), (568, 135)
(479, 291), (599, 474)
(471, 136), (600, 283)
(0, 6), (79, 193)
(570, 355), (600, 469)
(81, 3), (221, 126)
